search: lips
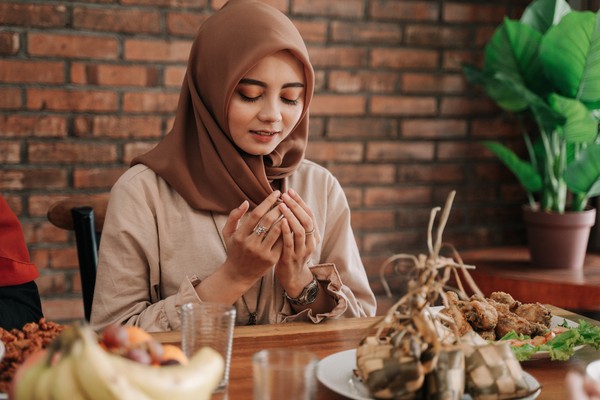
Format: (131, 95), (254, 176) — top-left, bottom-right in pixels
(250, 130), (280, 136)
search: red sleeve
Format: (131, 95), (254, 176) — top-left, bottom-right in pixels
(0, 195), (39, 286)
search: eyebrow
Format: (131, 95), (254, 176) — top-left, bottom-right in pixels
(238, 78), (305, 89)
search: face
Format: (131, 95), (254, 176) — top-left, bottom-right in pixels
(228, 50), (306, 156)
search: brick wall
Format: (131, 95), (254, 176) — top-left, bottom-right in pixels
(1, 0), (539, 323)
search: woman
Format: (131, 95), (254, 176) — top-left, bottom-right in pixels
(90, 0), (376, 331)
(0, 194), (43, 330)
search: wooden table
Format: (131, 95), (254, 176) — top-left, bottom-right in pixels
(152, 306), (600, 400)
(458, 247), (600, 312)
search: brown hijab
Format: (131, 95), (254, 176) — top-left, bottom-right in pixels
(131, 0), (315, 214)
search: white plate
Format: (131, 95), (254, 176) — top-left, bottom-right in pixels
(317, 349), (541, 400)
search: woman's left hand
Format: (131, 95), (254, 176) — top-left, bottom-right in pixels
(274, 188), (321, 296)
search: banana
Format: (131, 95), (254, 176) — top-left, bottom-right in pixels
(106, 346), (225, 400)
(70, 325), (152, 400)
(13, 350), (53, 400)
(48, 340), (90, 400)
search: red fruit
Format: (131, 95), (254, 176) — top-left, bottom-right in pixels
(101, 324), (129, 349)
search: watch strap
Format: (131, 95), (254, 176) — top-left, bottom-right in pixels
(284, 275), (319, 306)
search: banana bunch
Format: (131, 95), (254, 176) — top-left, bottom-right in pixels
(13, 324), (224, 400)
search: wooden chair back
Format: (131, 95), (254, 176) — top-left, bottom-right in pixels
(47, 193), (109, 321)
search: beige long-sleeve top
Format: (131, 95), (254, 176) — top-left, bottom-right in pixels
(90, 160), (376, 332)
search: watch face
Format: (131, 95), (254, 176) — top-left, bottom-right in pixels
(305, 284), (318, 304)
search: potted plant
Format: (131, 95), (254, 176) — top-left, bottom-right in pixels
(463, 0), (600, 269)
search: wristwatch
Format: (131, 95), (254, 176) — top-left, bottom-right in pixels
(284, 275), (319, 306)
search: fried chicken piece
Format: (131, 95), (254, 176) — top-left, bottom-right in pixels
(494, 311), (548, 338)
(441, 291), (473, 336)
(513, 302), (552, 328)
(490, 291), (521, 312)
(460, 294), (498, 331)
(477, 329), (496, 341)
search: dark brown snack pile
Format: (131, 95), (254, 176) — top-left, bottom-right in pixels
(0, 318), (66, 393)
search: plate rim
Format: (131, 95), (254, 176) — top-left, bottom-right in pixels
(318, 348), (541, 400)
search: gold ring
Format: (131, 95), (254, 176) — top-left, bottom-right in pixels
(255, 226), (267, 236)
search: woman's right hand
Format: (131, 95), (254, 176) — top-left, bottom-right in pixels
(220, 190), (285, 285)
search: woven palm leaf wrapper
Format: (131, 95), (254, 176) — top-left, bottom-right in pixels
(358, 191), (536, 400)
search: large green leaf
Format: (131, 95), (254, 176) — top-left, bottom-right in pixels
(547, 94), (598, 143)
(484, 18), (548, 95)
(520, 0), (571, 33)
(540, 11), (600, 107)
(565, 143), (600, 197)
(483, 141), (542, 193)
(463, 64), (529, 111)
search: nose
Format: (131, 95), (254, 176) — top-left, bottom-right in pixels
(257, 96), (282, 123)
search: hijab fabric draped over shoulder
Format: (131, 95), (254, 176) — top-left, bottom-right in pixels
(132, 0), (315, 213)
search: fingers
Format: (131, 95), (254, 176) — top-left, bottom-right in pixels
(222, 200), (249, 239)
(281, 188), (319, 241)
(241, 191), (281, 237)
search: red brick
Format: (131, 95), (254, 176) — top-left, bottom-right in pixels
(35, 273), (67, 296)
(402, 73), (465, 94)
(328, 164), (395, 185)
(27, 88), (118, 112)
(28, 142), (117, 164)
(73, 7), (160, 34)
(406, 26), (471, 47)
(351, 210), (395, 231)
(402, 119), (467, 138)
(311, 95), (366, 116)
(22, 221), (68, 244)
(122, 92), (180, 113)
(167, 11), (211, 36)
(293, 0), (364, 17)
(29, 194), (75, 217)
(73, 115), (163, 138)
(46, 248), (78, 270)
(28, 33), (118, 59)
(307, 117), (325, 137)
(122, 0), (208, 7)
(308, 47), (368, 68)
(3, 195), (23, 215)
(71, 63), (159, 87)
(370, 1), (439, 21)
(293, 20), (327, 44)
(342, 187), (362, 208)
(0, 88), (22, 109)
(332, 21), (401, 43)
(0, 60), (64, 84)
(328, 71), (398, 93)
(124, 39), (192, 62)
(366, 141), (434, 161)
(371, 48), (438, 69)
(440, 98), (498, 117)
(362, 231), (423, 254)
(0, 115), (67, 138)
(74, 167), (127, 188)
(123, 142), (160, 163)
(444, 4), (508, 24)
(328, 118), (398, 139)
(371, 96), (436, 116)
(30, 249), (49, 271)
(365, 186), (432, 207)
(398, 164), (464, 183)
(0, 3), (67, 28)
(305, 142), (364, 162)
(42, 298), (85, 322)
(0, 169), (68, 190)
(165, 66), (186, 87)
(0, 31), (19, 55)
(443, 50), (483, 71)
(437, 141), (491, 160)
(0, 142), (20, 163)
(471, 118), (520, 139)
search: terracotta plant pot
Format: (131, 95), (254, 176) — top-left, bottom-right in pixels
(522, 205), (596, 269)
